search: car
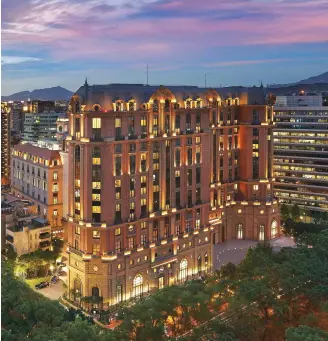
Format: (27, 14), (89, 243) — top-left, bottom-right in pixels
(51, 276), (58, 284)
(35, 281), (49, 290)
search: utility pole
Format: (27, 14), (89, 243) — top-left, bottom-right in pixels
(146, 65), (149, 86)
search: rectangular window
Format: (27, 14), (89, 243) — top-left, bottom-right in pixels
(92, 206), (101, 213)
(115, 227), (121, 236)
(53, 197), (58, 204)
(53, 209), (58, 216)
(92, 244), (100, 255)
(92, 118), (101, 128)
(115, 118), (121, 128)
(115, 156), (121, 176)
(52, 183), (59, 192)
(92, 193), (101, 201)
(53, 172), (58, 180)
(93, 230), (100, 239)
(128, 237), (135, 249)
(130, 155), (136, 175)
(115, 240), (121, 253)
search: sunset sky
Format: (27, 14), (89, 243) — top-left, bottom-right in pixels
(2, 0), (328, 95)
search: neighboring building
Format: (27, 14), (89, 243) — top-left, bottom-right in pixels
(273, 93), (328, 217)
(11, 143), (64, 238)
(1, 102), (11, 184)
(23, 111), (62, 143)
(6, 217), (51, 256)
(275, 93), (323, 107)
(66, 83), (279, 308)
(27, 100), (57, 114)
(1, 193), (39, 257)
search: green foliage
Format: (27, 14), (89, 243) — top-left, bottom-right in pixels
(291, 204), (301, 221)
(280, 203), (290, 221)
(1, 262), (118, 341)
(285, 325), (328, 341)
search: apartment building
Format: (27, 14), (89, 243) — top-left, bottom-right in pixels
(1, 103), (11, 184)
(273, 94), (328, 216)
(66, 83), (279, 308)
(11, 143), (64, 238)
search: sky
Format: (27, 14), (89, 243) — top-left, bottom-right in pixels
(2, 0), (328, 95)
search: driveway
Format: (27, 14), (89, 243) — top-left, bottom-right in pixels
(34, 280), (66, 300)
(213, 236), (295, 271)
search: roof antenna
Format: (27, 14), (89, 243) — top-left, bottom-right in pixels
(146, 65), (149, 86)
(205, 74), (207, 88)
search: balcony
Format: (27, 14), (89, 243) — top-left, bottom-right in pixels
(39, 232), (51, 240)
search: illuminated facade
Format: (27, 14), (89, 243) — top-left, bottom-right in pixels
(66, 83), (279, 308)
(11, 143), (64, 238)
(273, 94), (328, 215)
(1, 102), (11, 184)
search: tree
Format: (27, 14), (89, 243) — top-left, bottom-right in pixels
(219, 262), (237, 279)
(291, 204), (301, 221)
(285, 325), (328, 341)
(280, 204), (290, 221)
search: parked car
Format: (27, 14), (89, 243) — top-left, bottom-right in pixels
(51, 276), (58, 284)
(35, 281), (49, 290)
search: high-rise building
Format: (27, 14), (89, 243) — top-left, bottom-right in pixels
(66, 83), (279, 308)
(11, 143), (65, 238)
(273, 93), (328, 217)
(1, 102), (11, 184)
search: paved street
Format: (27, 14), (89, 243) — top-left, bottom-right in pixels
(213, 236), (295, 271)
(34, 280), (66, 300)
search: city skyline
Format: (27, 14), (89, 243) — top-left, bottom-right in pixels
(2, 0), (328, 95)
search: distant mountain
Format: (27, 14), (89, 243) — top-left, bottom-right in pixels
(296, 71), (328, 85)
(268, 72), (328, 88)
(2, 86), (74, 101)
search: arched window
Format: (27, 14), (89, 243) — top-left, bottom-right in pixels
(75, 145), (80, 162)
(179, 259), (188, 282)
(197, 255), (202, 274)
(186, 99), (192, 109)
(92, 286), (99, 297)
(128, 101), (135, 111)
(133, 274), (143, 298)
(75, 100), (80, 113)
(164, 99), (170, 112)
(237, 223), (243, 239)
(204, 252), (209, 266)
(271, 220), (278, 238)
(234, 98), (239, 105)
(116, 284), (123, 303)
(259, 224), (265, 241)
(196, 99), (202, 109)
(73, 278), (82, 300)
(115, 101), (123, 112)
(153, 100), (159, 112)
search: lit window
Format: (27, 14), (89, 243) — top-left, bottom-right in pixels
(53, 209), (58, 216)
(115, 118), (121, 128)
(92, 244), (100, 255)
(92, 193), (101, 201)
(253, 185), (259, 191)
(92, 206), (101, 213)
(53, 197), (58, 204)
(53, 172), (58, 180)
(93, 230), (100, 239)
(133, 274), (143, 298)
(179, 259), (188, 282)
(92, 118), (101, 129)
(92, 182), (101, 189)
(237, 223), (243, 239)
(115, 228), (121, 236)
(259, 225), (265, 241)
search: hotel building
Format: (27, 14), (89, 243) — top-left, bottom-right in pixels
(273, 94), (328, 216)
(11, 143), (65, 238)
(66, 83), (279, 308)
